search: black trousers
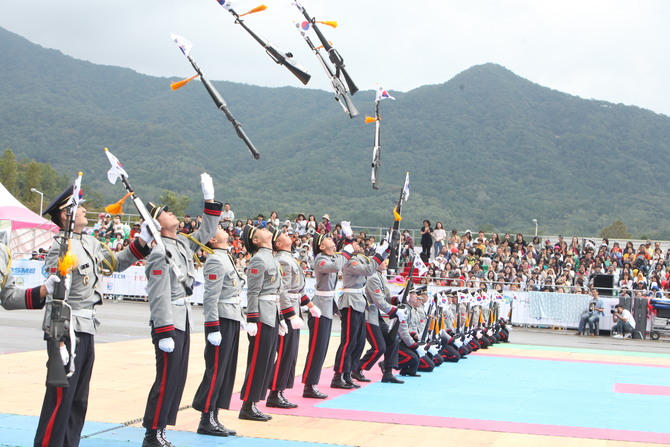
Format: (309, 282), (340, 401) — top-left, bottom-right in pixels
(418, 354), (435, 372)
(240, 320), (278, 403)
(398, 343), (419, 374)
(34, 332), (94, 447)
(143, 327), (189, 429)
(358, 322), (386, 371)
(439, 344), (461, 362)
(192, 318), (240, 412)
(269, 326), (300, 392)
(333, 308), (365, 374)
(302, 315), (333, 385)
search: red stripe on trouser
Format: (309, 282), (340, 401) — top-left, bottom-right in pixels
(420, 357), (429, 368)
(271, 334), (285, 390)
(41, 387), (63, 447)
(398, 350), (411, 365)
(337, 309), (352, 373)
(360, 323), (379, 370)
(152, 351), (169, 429)
(302, 317), (320, 383)
(242, 324), (263, 401)
(203, 344), (220, 413)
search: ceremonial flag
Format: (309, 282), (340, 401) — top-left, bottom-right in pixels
(69, 172), (83, 207)
(217, 0), (234, 11)
(104, 148), (129, 185)
(170, 33), (192, 57)
(413, 254), (428, 277)
(401, 171), (410, 201)
(376, 85), (395, 102)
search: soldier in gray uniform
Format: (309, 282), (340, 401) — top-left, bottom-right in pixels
(238, 224), (282, 422)
(1, 242), (60, 311)
(141, 173), (222, 447)
(192, 226), (243, 437)
(355, 259), (406, 384)
(267, 226), (321, 409)
(35, 185), (152, 447)
(405, 289), (437, 372)
(301, 230), (355, 399)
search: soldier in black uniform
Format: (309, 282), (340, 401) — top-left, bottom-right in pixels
(141, 174), (222, 447)
(192, 225), (242, 437)
(35, 185), (152, 447)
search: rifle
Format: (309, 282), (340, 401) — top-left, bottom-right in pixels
(419, 295), (435, 343)
(216, 3), (311, 85)
(387, 172), (410, 273)
(170, 34), (261, 160)
(104, 148), (192, 296)
(367, 101), (381, 189)
(292, 14), (358, 118)
(43, 173), (82, 387)
(293, 0), (357, 95)
(387, 252), (414, 341)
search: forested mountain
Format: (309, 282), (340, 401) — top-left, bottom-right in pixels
(2, 26), (670, 237)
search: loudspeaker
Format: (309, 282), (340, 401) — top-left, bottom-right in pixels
(593, 274), (614, 296)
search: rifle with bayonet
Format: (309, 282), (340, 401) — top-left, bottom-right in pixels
(170, 34), (261, 160)
(387, 172), (409, 273)
(215, 2), (311, 85)
(43, 173), (82, 387)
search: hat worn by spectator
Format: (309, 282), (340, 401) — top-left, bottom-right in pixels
(322, 214), (330, 221)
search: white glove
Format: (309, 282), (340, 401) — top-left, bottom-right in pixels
(278, 320), (288, 336)
(139, 220), (159, 245)
(395, 308), (406, 323)
(158, 337), (175, 353)
(342, 244), (355, 255)
(309, 305), (322, 318)
(375, 240), (388, 256)
(207, 331), (222, 346)
(507, 325), (513, 333)
(246, 322), (258, 337)
(439, 329), (447, 337)
(454, 338), (463, 348)
(428, 345), (439, 355)
(341, 221), (353, 238)
(416, 346), (426, 358)
(289, 317), (304, 330)
(60, 345), (69, 366)
(201, 172), (215, 200)
(44, 275), (61, 296)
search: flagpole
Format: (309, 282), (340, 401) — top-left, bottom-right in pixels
(387, 172), (409, 274)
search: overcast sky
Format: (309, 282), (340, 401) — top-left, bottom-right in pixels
(1, 0), (668, 116)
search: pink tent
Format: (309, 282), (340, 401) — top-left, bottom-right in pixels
(0, 182), (58, 258)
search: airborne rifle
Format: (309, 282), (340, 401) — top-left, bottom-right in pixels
(367, 101), (381, 189)
(216, 2), (311, 85)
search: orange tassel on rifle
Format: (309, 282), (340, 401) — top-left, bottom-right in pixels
(105, 192), (132, 215)
(170, 74), (200, 91)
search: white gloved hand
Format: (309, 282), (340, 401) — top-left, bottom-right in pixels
(278, 320), (288, 336)
(439, 329), (447, 337)
(158, 337), (175, 353)
(207, 331), (222, 346)
(375, 240), (389, 256)
(44, 275), (61, 296)
(416, 346), (426, 358)
(340, 221), (353, 238)
(309, 305), (322, 318)
(60, 345), (69, 366)
(395, 308), (406, 323)
(200, 172), (215, 200)
(428, 345), (439, 356)
(454, 338), (464, 348)
(342, 244), (355, 255)
(139, 220), (160, 245)
(507, 325), (513, 333)
(289, 316), (304, 330)
(246, 322), (258, 337)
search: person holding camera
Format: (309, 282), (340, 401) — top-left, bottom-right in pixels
(611, 304), (636, 338)
(577, 289), (604, 335)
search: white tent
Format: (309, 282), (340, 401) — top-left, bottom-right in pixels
(0, 182), (58, 258)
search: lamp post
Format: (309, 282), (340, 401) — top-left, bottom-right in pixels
(532, 219), (538, 237)
(30, 188), (44, 216)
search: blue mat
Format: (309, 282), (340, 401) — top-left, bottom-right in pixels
(0, 413), (349, 447)
(318, 356), (670, 434)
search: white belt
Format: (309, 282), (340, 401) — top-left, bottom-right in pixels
(259, 294), (279, 302)
(342, 288), (365, 294)
(315, 290), (335, 297)
(172, 298), (187, 306)
(71, 309), (95, 319)
(220, 297), (239, 304)
(287, 292), (302, 299)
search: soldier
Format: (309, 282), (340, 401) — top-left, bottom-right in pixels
(192, 225), (243, 437)
(141, 174), (222, 447)
(238, 225), (281, 421)
(356, 259), (406, 384)
(395, 284), (423, 378)
(301, 230), (355, 399)
(35, 185), (152, 447)
(405, 287), (438, 372)
(266, 226), (321, 409)
(1, 242), (60, 311)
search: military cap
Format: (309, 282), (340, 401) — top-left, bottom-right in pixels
(242, 225), (258, 254)
(145, 202), (167, 221)
(313, 232), (327, 255)
(414, 285), (428, 295)
(267, 225), (281, 243)
(43, 184), (85, 227)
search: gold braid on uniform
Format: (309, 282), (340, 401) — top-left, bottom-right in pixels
(179, 232), (215, 268)
(97, 240), (117, 276)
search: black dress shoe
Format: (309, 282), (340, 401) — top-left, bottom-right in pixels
(197, 412), (228, 437)
(343, 372), (361, 388)
(330, 373), (355, 389)
(213, 409), (236, 436)
(303, 384), (328, 399)
(381, 371), (404, 384)
(142, 428), (175, 447)
(399, 370), (421, 377)
(239, 401), (271, 422)
(351, 370), (371, 382)
(267, 390), (297, 408)
(279, 391), (298, 408)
